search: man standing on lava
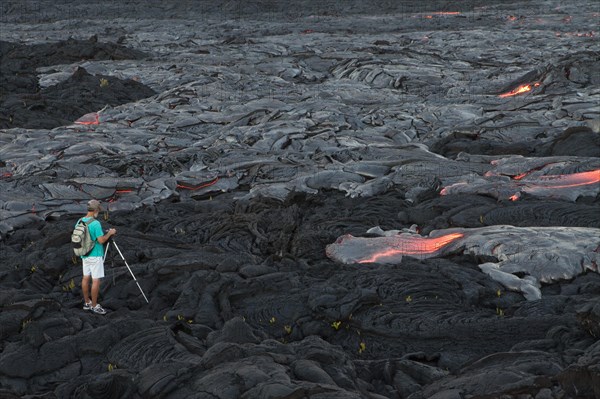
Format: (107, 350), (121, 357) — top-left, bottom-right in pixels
(78, 199), (116, 315)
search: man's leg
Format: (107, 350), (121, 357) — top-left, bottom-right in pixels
(89, 257), (105, 311)
(82, 275), (91, 304)
(91, 278), (101, 307)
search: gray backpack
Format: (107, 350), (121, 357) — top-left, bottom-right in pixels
(72, 218), (95, 256)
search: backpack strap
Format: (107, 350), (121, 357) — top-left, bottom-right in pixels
(84, 217), (98, 242)
(80, 217), (95, 225)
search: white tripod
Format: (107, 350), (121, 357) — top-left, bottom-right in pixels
(103, 239), (149, 303)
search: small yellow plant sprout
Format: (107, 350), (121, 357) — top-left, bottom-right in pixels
(62, 279), (75, 292)
(21, 318), (32, 330)
(358, 342), (366, 354)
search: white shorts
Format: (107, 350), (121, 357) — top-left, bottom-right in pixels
(82, 257), (105, 279)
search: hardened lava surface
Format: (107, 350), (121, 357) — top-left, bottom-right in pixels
(0, 1), (599, 398)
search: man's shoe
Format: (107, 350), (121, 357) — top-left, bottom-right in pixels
(92, 304), (107, 315)
(83, 301), (92, 311)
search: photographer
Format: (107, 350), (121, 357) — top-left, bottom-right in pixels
(78, 199), (116, 315)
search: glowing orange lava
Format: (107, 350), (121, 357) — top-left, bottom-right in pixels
(532, 169), (600, 189)
(108, 189), (135, 202)
(440, 182), (467, 196)
(74, 113), (99, 125)
(513, 172), (529, 180)
(420, 12), (460, 18)
(441, 169), (599, 200)
(499, 82), (540, 98)
(357, 233), (464, 263)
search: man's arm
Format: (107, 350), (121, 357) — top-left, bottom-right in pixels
(98, 228), (116, 244)
(90, 220), (116, 244)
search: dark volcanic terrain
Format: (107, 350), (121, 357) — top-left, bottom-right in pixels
(0, 1), (599, 398)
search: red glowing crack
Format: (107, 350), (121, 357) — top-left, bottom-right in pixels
(498, 82), (540, 98)
(326, 232), (464, 264)
(512, 172), (529, 180)
(107, 189), (135, 203)
(420, 11), (460, 18)
(441, 169), (600, 200)
(176, 177), (219, 190)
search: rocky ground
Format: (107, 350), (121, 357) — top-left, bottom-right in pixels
(0, 1), (599, 398)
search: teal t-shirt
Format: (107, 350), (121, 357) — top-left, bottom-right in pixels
(79, 217), (104, 258)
